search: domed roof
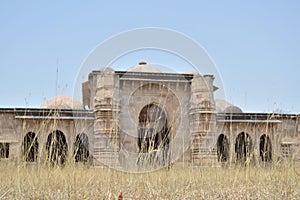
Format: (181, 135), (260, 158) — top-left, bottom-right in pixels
(100, 66), (114, 73)
(223, 106), (243, 113)
(215, 99), (243, 113)
(127, 61), (161, 73)
(41, 95), (83, 110)
(185, 70), (200, 75)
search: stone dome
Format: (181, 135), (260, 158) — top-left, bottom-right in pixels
(127, 61), (161, 73)
(41, 95), (83, 110)
(100, 66), (114, 73)
(185, 70), (200, 75)
(215, 99), (243, 113)
(223, 106), (243, 113)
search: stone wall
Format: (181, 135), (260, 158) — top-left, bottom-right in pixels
(0, 109), (94, 163)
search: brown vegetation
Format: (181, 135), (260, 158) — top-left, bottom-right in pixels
(0, 163), (299, 199)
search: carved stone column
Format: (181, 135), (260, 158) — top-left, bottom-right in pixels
(93, 68), (120, 167)
(189, 74), (217, 166)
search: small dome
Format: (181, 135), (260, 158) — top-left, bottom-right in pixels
(215, 99), (233, 113)
(100, 66), (114, 73)
(185, 70), (200, 75)
(41, 95), (83, 110)
(223, 106), (243, 113)
(127, 61), (161, 73)
(215, 99), (243, 113)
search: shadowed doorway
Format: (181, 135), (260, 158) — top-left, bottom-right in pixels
(74, 133), (89, 162)
(137, 103), (170, 166)
(259, 134), (272, 162)
(217, 134), (229, 162)
(23, 132), (39, 162)
(46, 130), (68, 165)
(235, 132), (252, 163)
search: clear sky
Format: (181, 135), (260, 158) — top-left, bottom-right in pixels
(0, 1), (299, 113)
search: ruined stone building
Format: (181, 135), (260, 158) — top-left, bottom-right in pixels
(0, 62), (299, 169)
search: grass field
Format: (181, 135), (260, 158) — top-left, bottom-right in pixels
(0, 163), (299, 199)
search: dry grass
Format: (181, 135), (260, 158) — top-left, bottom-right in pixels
(0, 163), (299, 199)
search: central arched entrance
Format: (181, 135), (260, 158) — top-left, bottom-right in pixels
(235, 132), (252, 164)
(46, 130), (68, 166)
(137, 103), (170, 166)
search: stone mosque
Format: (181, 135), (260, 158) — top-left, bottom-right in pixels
(0, 62), (299, 169)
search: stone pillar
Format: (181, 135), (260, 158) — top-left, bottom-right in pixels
(93, 68), (120, 167)
(189, 74), (217, 166)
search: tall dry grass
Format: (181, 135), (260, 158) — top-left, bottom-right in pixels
(0, 162), (299, 199)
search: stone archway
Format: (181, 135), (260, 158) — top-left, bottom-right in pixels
(74, 133), (89, 162)
(217, 134), (229, 162)
(235, 132), (252, 163)
(23, 132), (39, 162)
(137, 103), (170, 166)
(46, 130), (68, 165)
(259, 134), (272, 162)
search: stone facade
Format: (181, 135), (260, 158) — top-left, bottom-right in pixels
(0, 109), (94, 164)
(0, 63), (299, 168)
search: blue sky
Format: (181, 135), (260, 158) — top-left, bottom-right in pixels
(0, 1), (299, 113)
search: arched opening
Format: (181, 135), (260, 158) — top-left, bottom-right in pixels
(137, 103), (170, 165)
(217, 134), (229, 162)
(259, 134), (272, 162)
(74, 133), (89, 162)
(235, 132), (252, 163)
(46, 130), (68, 165)
(23, 132), (39, 162)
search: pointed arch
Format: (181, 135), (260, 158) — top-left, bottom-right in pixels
(235, 132), (253, 163)
(138, 103), (169, 153)
(74, 133), (89, 162)
(259, 134), (272, 162)
(23, 132), (39, 162)
(137, 103), (170, 166)
(46, 130), (68, 165)
(217, 134), (229, 162)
